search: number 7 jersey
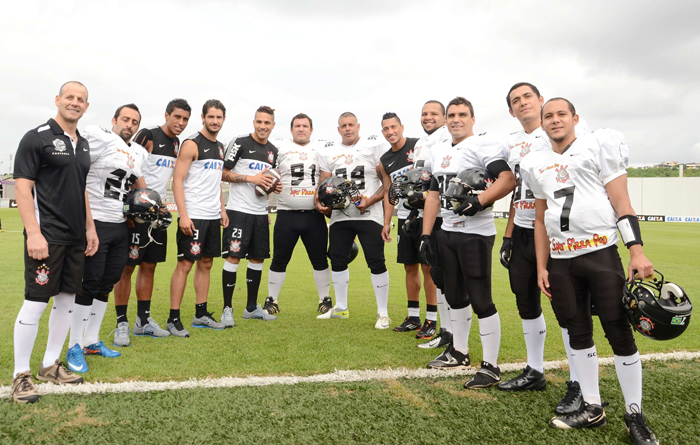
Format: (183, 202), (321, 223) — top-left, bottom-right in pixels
(520, 129), (630, 258)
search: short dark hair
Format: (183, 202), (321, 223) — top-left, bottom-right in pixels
(338, 111), (357, 123)
(114, 103), (141, 121)
(58, 81), (88, 98)
(291, 113), (313, 129)
(506, 82), (541, 110)
(424, 100), (445, 115)
(541, 97), (576, 119)
(256, 106), (275, 119)
(203, 99), (226, 117)
(381, 112), (401, 126)
(446, 97), (474, 117)
(166, 98), (191, 115)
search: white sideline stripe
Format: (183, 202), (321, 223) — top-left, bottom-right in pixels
(2, 350), (699, 399)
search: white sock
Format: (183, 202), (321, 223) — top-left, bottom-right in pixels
(313, 268), (331, 302)
(42, 292), (74, 368)
(614, 352), (643, 413)
(479, 312), (501, 366)
(332, 269), (350, 311)
(570, 345), (601, 405)
(522, 314), (546, 373)
(268, 270), (286, 300)
(14, 300), (48, 378)
(371, 271), (390, 314)
(69, 303), (92, 349)
(451, 305), (472, 354)
(561, 328), (578, 382)
(83, 299), (108, 347)
(437, 289), (452, 333)
(408, 306), (420, 318)
(223, 261), (239, 272)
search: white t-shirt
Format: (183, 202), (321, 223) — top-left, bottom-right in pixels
(273, 139), (323, 211)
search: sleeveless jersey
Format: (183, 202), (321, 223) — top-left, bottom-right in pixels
(135, 126), (180, 202)
(182, 132), (224, 220)
(521, 128), (629, 259)
(429, 132), (509, 236)
(84, 125), (147, 223)
(318, 135), (389, 225)
(380, 138), (419, 219)
(273, 139), (322, 211)
(223, 134), (278, 215)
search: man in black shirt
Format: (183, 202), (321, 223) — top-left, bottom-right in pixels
(11, 81), (97, 403)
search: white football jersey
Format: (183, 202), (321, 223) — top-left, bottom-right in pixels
(318, 135), (389, 225)
(430, 132), (509, 236)
(521, 129), (629, 259)
(414, 126), (450, 173)
(84, 125), (147, 223)
(273, 139), (322, 211)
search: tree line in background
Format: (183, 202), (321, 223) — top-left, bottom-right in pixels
(627, 166), (700, 177)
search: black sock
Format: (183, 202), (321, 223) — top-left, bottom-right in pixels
(223, 269), (236, 309)
(195, 302), (208, 318)
(169, 309), (180, 322)
(137, 300), (151, 325)
(246, 268), (262, 312)
(115, 305), (128, 325)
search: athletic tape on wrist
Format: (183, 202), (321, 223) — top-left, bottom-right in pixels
(617, 214), (643, 248)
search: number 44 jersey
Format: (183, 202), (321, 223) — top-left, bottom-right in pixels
(84, 125), (148, 223)
(273, 139), (323, 211)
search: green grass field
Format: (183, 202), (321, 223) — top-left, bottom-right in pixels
(1, 208), (698, 444)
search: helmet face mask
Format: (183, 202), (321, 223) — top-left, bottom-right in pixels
(441, 168), (494, 211)
(388, 168), (431, 209)
(124, 188), (170, 231)
(318, 176), (361, 210)
(622, 270), (693, 341)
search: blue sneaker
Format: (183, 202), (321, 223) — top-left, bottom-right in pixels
(84, 341), (121, 358)
(66, 343), (89, 373)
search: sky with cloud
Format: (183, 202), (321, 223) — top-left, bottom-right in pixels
(1, 0), (698, 172)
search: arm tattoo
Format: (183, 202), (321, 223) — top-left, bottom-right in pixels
(372, 185), (385, 198)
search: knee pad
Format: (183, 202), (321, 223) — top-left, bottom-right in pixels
(589, 271), (626, 322)
(430, 266), (445, 292)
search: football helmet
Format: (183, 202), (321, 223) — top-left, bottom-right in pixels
(317, 176), (361, 210)
(388, 168), (432, 209)
(442, 168), (494, 211)
(622, 270), (692, 340)
(123, 188), (172, 231)
(348, 241), (359, 264)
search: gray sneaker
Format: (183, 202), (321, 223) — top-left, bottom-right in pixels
(192, 312), (226, 330)
(243, 305), (277, 321)
(134, 317), (171, 338)
(113, 321), (131, 347)
(221, 307), (235, 328)
(167, 318), (190, 338)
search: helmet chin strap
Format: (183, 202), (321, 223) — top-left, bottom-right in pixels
(141, 222), (163, 248)
(660, 282), (684, 301)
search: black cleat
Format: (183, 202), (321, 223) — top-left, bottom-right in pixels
(624, 404), (659, 445)
(393, 316), (422, 332)
(556, 380), (584, 415)
(497, 365), (546, 392)
(550, 402), (607, 429)
(417, 328), (452, 349)
(427, 345), (470, 369)
(262, 296), (280, 315)
(415, 319), (437, 339)
(317, 297), (332, 314)
(464, 361), (501, 389)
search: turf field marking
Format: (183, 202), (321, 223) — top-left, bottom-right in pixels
(2, 350), (698, 399)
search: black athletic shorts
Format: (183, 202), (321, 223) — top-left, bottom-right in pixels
(125, 221), (168, 265)
(176, 218), (221, 262)
(24, 241), (85, 302)
(328, 220), (386, 274)
(82, 221), (128, 298)
(397, 216), (442, 265)
(270, 210), (328, 272)
(222, 210), (270, 260)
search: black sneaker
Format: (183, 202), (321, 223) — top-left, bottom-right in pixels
(415, 320), (437, 339)
(417, 328), (452, 349)
(497, 365), (546, 392)
(550, 402), (607, 429)
(464, 361), (501, 389)
(317, 297), (332, 314)
(555, 380), (584, 415)
(427, 345), (470, 369)
(393, 316), (421, 332)
(263, 297), (280, 315)
(624, 405), (659, 445)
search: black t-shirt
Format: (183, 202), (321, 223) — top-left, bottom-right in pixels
(223, 134), (279, 214)
(380, 137), (419, 178)
(14, 118), (90, 245)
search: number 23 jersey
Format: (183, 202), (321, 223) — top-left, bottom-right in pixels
(520, 129), (629, 258)
(273, 139), (323, 211)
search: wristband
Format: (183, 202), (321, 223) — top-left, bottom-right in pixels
(617, 214), (643, 248)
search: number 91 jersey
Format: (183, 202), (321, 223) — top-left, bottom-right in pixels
(84, 125), (148, 223)
(273, 139), (322, 210)
(521, 129), (629, 258)
(318, 136), (389, 225)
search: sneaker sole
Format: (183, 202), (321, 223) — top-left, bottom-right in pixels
(84, 351), (121, 358)
(113, 342), (131, 347)
(36, 375), (84, 385)
(465, 380), (501, 390)
(497, 381), (547, 392)
(13, 395), (41, 403)
(549, 417), (607, 429)
(427, 364), (471, 370)
(191, 324), (225, 330)
(134, 333), (169, 338)
(415, 332), (437, 339)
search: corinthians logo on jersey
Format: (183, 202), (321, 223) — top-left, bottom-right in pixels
(520, 143), (531, 157)
(129, 245), (140, 259)
(190, 242), (201, 255)
(441, 155), (452, 169)
(231, 240), (241, 252)
(35, 265), (50, 286)
(52, 139), (66, 152)
(407, 150), (414, 162)
(268, 151), (274, 163)
(555, 165), (570, 183)
(345, 155), (353, 165)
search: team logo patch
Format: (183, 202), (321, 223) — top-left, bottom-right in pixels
(52, 139), (66, 152)
(441, 155), (452, 169)
(420, 170), (431, 181)
(555, 165), (570, 183)
(219, 146), (224, 159)
(326, 185), (335, 194)
(35, 264), (50, 286)
(126, 154), (135, 169)
(268, 151), (274, 163)
(484, 178), (494, 189)
(129, 246), (140, 259)
(190, 242), (201, 255)
(406, 149), (414, 162)
(671, 316), (687, 326)
(520, 143), (531, 157)
(637, 316), (654, 334)
(300, 152), (308, 161)
(139, 191), (151, 203)
(345, 155), (353, 165)
(174, 141), (180, 156)
(231, 240), (241, 252)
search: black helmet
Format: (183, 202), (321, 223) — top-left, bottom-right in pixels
(442, 168), (494, 211)
(317, 176), (361, 210)
(622, 270), (692, 341)
(123, 188), (172, 230)
(388, 168), (432, 209)
(348, 240), (359, 263)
